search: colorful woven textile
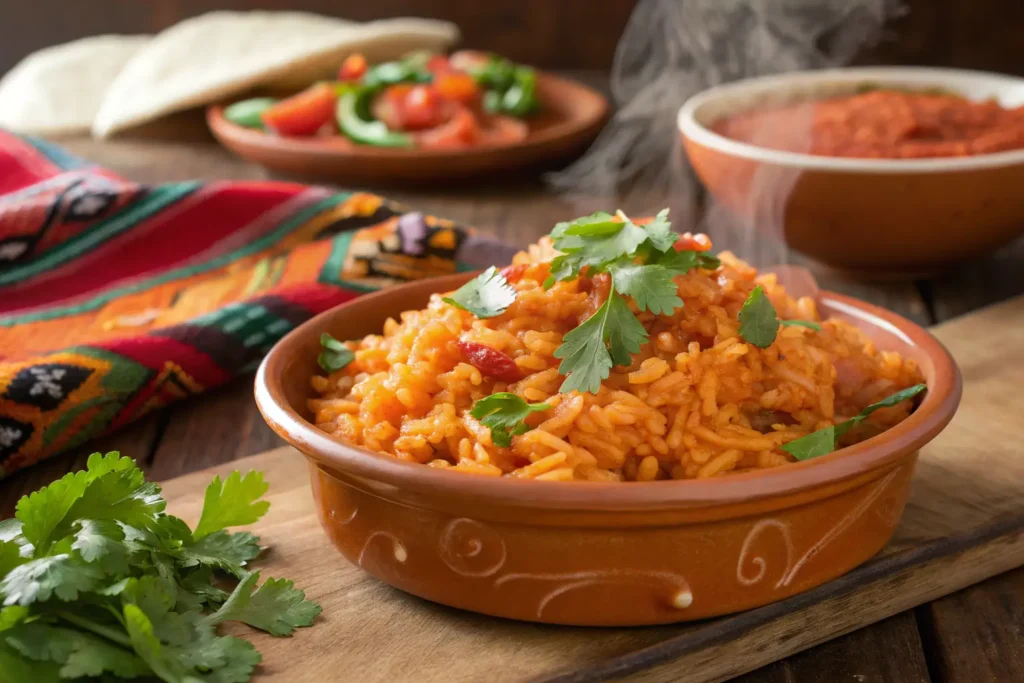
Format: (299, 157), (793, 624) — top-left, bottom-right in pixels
(0, 130), (516, 478)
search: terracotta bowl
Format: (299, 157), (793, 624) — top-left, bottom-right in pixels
(679, 67), (1024, 276)
(207, 71), (608, 184)
(254, 273), (961, 626)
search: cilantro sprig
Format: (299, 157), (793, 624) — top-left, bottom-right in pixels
(442, 266), (517, 319)
(0, 452), (320, 682)
(545, 209), (719, 393)
(782, 384), (927, 460)
(318, 333), (355, 373)
(469, 393), (550, 447)
(738, 285), (822, 348)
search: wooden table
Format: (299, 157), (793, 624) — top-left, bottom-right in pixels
(2, 112), (1023, 683)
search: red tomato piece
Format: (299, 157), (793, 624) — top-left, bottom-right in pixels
(339, 53), (368, 81)
(499, 264), (527, 283)
(434, 72), (479, 104)
(426, 55), (451, 73)
(261, 83), (337, 137)
(415, 105), (479, 148)
(456, 341), (522, 382)
(401, 84), (445, 130)
(674, 232), (713, 252)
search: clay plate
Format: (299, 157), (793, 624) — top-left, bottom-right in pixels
(679, 67), (1024, 276)
(254, 273), (961, 626)
(207, 72), (608, 184)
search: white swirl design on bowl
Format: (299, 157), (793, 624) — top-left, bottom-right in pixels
(495, 569), (693, 618)
(736, 467), (901, 589)
(358, 531), (407, 568)
(439, 517), (507, 577)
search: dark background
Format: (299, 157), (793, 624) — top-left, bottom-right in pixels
(2, 0), (1023, 76)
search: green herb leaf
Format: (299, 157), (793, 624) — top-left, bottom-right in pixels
(5, 620), (150, 679)
(71, 519), (129, 575)
(555, 291), (647, 394)
(782, 384), (927, 460)
(611, 263), (683, 315)
(780, 319), (822, 331)
(1, 554), (102, 606)
(442, 266), (517, 318)
(208, 571), (322, 636)
(469, 393), (551, 448)
(738, 286), (780, 348)
(639, 208), (676, 253)
(550, 211), (648, 275)
(178, 530), (262, 579)
(318, 333), (355, 373)
(193, 471), (270, 542)
(653, 248), (721, 273)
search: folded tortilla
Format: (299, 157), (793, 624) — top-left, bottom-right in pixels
(92, 11), (459, 138)
(0, 35), (150, 136)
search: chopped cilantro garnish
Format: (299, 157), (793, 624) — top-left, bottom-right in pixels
(317, 333), (355, 373)
(469, 393), (551, 447)
(782, 384), (927, 460)
(543, 208), (722, 393)
(442, 266), (517, 318)
(738, 285), (820, 348)
(0, 451), (320, 682)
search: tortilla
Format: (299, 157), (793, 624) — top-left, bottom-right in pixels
(0, 35), (149, 136)
(92, 11), (459, 138)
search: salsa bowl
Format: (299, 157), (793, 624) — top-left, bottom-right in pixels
(679, 67), (1024, 276)
(254, 273), (961, 626)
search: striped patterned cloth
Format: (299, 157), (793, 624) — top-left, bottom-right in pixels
(0, 131), (516, 477)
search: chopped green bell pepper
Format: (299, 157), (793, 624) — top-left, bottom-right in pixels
(362, 61), (432, 89)
(336, 89), (414, 148)
(223, 97), (278, 128)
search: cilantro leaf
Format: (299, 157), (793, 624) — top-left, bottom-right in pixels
(178, 530), (262, 579)
(739, 286), (821, 347)
(1, 554), (102, 606)
(782, 384), (927, 460)
(557, 211), (619, 238)
(209, 572), (322, 636)
(71, 519), (129, 575)
(15, 471), (89, 551)
(469, 393), (551, 448)
(550, 211), (647, 276)
(653, 248), (721, 273)
(442, 266), (517, 318)
(555, 290), (648, 394)
(5, 620), (150, 679)
(318, 333), (355, 373)
(192, 636), (261, 683)
(639, 208), (676, 253)
(0, 639), (62, 682)
(193, 471), (270, 541)
(123, 603), (192, 683)
(738, 286), (780, 348)
(611, 264), (683, 315)
(0, 541), (26, 577)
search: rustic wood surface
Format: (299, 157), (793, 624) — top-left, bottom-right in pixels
(1, 76), (1023, 680)
(144, 293), (1024, 682)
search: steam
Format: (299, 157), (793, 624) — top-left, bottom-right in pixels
(546, 0), (902, 263)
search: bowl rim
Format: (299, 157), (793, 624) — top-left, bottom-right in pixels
(678, 66), (1024, 174)
(254, 272), (962, 512)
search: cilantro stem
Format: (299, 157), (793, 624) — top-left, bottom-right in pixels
(58, 609), (133, 649)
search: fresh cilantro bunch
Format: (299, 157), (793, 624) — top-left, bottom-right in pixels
(545, 209), (720, 394)
(0, 452), (320, 682)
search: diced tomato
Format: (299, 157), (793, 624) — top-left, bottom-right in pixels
(426, 55), (451, 73)
(580, 273), (611, 321)
(402, 85), (445, 130)
(339, 53), (368, 81)
(457, 341), (522, 382)
(499, 264), (527, 283)
(434, 72), (479, 104)
(674, 232), (713, 252)
(261, 83), (337, 137)
(478, 114), (529, 145)
(416, 105), (479, 148)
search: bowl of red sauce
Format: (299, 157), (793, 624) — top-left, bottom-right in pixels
(679, 67), (1024, 276)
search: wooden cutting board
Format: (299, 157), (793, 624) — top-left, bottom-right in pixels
(161, 295), (1024, 683)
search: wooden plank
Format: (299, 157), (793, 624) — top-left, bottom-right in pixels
(916, 566), (1024, 682)
(146, 295), (1024, 682)
(147, 379), (283, 481)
